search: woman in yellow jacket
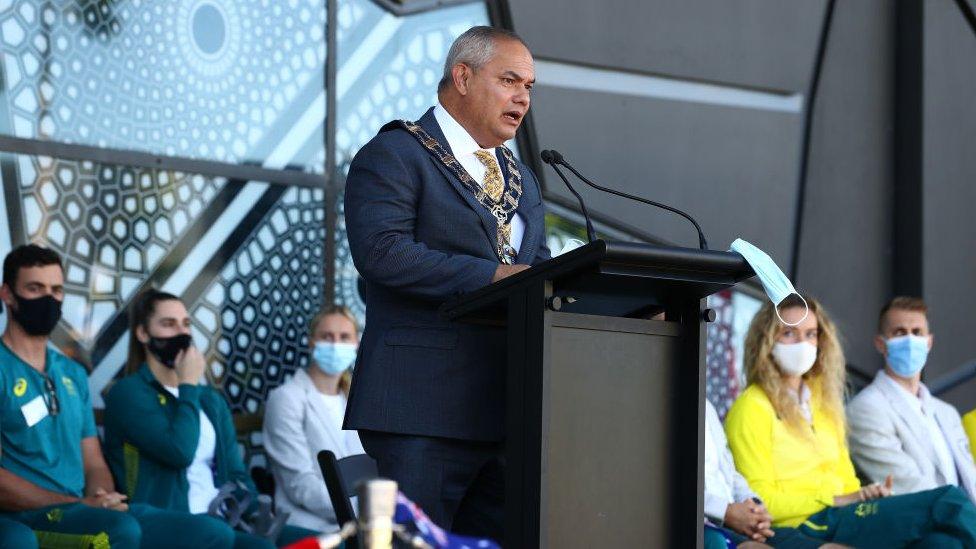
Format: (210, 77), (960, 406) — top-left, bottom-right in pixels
(725, 294), (976, 548)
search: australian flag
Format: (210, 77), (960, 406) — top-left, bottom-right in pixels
(395, 493), (501, 549)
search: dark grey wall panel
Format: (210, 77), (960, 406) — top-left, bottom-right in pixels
(794, 0), (895, 379)
(530, 85), (801, 259)
(510, 0), (826, 92)
(923, 1), (976, 411)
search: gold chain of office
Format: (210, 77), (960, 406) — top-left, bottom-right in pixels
(398, 119), (523, 265)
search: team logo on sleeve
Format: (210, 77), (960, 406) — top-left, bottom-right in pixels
(13, 378), (26, 397)
(61, 376), (77, 396)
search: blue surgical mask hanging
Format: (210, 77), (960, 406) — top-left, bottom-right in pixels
(729, 238), (809, 327)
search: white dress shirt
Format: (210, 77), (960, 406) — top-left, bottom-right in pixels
(163, 385), (220, 514)
(704, 399), (757, 522)
(880, 372), (959, 486)
(432, 102), (525, 253)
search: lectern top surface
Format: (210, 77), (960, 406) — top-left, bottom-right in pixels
(440, 239), (755, 320)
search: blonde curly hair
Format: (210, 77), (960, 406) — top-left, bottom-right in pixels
(743, 294), (847, 435)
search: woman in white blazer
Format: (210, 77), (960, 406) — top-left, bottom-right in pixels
(263, 306), (365, 533)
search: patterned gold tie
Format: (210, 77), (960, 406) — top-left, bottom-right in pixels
(473, 149), (504, 203)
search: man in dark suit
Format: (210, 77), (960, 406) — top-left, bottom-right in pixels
(342, 26), (549, 540)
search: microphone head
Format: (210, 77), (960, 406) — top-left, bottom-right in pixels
(540, 150), (554, 164)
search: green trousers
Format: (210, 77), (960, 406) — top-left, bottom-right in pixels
(1, 502), (235, 548)
(797, 485), (976, 549)
(226, 523), (317, 549)
(1, 503), (318, 548)
(0, 517), (37, 549)
(705, 524), (825, 549)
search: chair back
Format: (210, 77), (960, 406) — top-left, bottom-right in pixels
(317, 450), (379, 527)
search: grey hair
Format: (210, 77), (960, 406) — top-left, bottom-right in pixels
(438, 26), (527, 92)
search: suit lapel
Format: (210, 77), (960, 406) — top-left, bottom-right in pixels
(416, 109), (499, 254)
(296, 369), (345, 454)
(876, 376), (945, 476)
(515, 186), (542, 264)
(930, 402), (975, 492)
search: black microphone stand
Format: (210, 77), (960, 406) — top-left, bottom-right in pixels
(541, 150), (597, 243)
(553, 152), (708, 250)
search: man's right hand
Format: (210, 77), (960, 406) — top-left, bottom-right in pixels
(724, 500), (775, 542)
(491, 264), (530, 283)
(82, 488), (129, 512)
(174, 345), (207, 386)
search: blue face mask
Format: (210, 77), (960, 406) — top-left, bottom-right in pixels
(885, 335), (929, 377)
(312, 342), (358, 376)
(729, 238), (809, 327)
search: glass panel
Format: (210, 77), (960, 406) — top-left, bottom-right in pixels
(0, 0), (327, 173)
(333, 0), (490, 321)
(0, 152), (325, 416)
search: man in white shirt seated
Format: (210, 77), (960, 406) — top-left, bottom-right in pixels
(704, 399), (843, 549)
(847, 297), (976, 504)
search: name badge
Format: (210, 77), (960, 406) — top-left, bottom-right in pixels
(20, 395), (48, 427)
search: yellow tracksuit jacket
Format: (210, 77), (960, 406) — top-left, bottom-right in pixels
(963, 409), (976, 464)
(724, 384), (860, 528)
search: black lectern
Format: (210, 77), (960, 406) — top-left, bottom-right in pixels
(441, 240), (754, 548)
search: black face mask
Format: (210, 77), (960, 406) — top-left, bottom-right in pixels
(147, 333), (192, 368)
(10, 294), (62, 337)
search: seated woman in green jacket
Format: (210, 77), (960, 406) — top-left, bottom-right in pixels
(103, 289), (316, 548)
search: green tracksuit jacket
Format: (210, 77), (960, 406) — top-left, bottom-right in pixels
(102, 364), (256, 511)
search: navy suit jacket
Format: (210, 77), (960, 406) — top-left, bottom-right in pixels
(342, 107), (550, 441)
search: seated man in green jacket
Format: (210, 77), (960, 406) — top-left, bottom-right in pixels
(0, 244), (233, 548)
(103, 288), (315, 548)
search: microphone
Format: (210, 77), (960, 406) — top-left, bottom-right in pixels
(357, 479), (398, 549)
(546, 149), (709, 250)
(540, 150), (597, 242)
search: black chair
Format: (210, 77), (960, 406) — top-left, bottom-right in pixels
(317, 450), (379, 528)
(250, 465), (276, 498)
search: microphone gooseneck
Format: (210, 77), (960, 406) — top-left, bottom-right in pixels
(541, 150), (597, 243)
(548, 149), (709, 250)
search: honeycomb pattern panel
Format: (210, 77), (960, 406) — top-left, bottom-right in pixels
(0, 0), (326, 170)
(10, 153), (226, 347)
(333, 191), (364, 323)
(333, 0), (490, 321)
(334, 0), (489, 168)
(190, 186), (326, 416)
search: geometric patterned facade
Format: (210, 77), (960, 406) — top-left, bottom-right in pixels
(6, 154), (226, 347)
(1, 0), (327, 171)
(189, 186), (326, 415)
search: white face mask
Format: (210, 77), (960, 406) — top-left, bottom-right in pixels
(772, 341), (818, 376)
